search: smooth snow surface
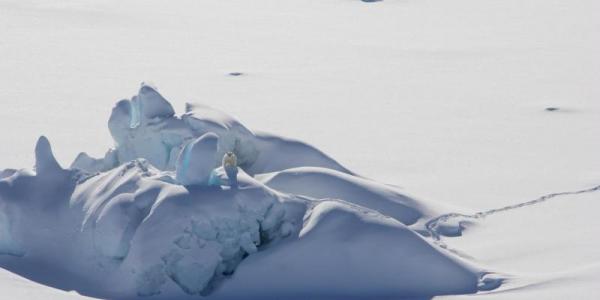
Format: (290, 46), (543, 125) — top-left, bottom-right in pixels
(0, 268), (94, 300)
(257, 166), (435, 225)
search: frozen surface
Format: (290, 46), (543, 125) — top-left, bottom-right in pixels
(213, 200), (478, 300)
(437, 190), (600, 300)
(0, 268), (94, 300)
(0, 89), (481, 299)
(257, 166), (437, 226)
(1, 0), (599, 298)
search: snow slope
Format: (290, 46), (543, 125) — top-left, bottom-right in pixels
(438, 189), (600, 299)
(213, 201), (476, 300)
(0, 268), (94, 300)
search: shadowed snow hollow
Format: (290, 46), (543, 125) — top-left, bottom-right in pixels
(0, 84), (482, 299)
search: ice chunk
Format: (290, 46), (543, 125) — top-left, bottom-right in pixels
(175, 133), (219, 186)
(115, 83), (175, 130)
(94, 193), (141, 259)
(239, 232), (257, 254)
(70, 159), (163, 262)
(103, 85), (353, 176)
(70, 152), (104, 173)
(34, 136), (62, 175)
(106, 85), (183, 170)
(206, 169), (222, 186)
(137, 83), (175, 121)
(183, 104), (258, 169)
(108, 99), (133, 145)
(125, 83), (175, 129)
(173, 233), (193, 250)
(135, 265), (167, 297)
(0, 206), (24, 257)
(103, 148), (119, 170)
(161, 248), (221, 296)
(129, 97), (142, 129)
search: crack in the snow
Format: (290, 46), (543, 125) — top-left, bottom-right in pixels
(426, 184), (600, 242)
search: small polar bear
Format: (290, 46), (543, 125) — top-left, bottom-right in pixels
(222, 151), (238, 187)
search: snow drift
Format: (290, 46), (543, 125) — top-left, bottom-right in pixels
(0, 84), (483, 299)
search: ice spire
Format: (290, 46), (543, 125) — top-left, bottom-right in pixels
(34, 136), (62, 175)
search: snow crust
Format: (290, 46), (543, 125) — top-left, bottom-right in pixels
(0, 86), (480, 299)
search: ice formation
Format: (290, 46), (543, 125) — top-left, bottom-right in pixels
(175, 133), (219, 186)
(34, 136), (63, 175)
(0, 84), (484, 299)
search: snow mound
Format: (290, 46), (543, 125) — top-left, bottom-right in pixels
(214, 201), (478, 299)
(0, 85), (484, 299)
(257, 166), (433, 225)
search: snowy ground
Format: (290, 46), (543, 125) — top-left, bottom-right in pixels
(1, 0), (599, 299)
(0, 268), (94, 300)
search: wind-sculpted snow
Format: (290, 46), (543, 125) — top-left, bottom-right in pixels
(102, 84), (351, 175)
(257, 166), (435, 225)
(182, 103), (258, 170)
(1, 146), (304, 298)
(213, 200), (478, 300)
(175, 133), (219, 186)
(0, 84), (482, 299)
